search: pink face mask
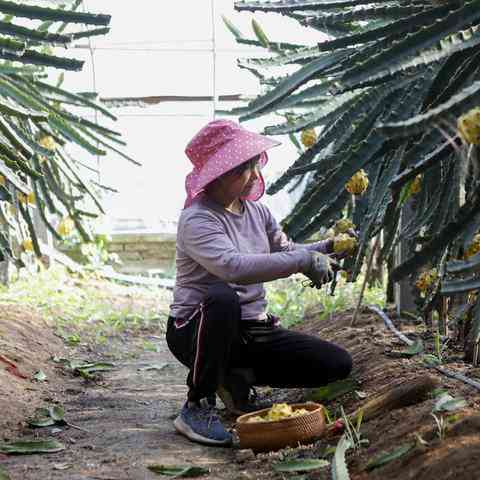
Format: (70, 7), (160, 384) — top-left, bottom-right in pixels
(184, 120), (281, 208)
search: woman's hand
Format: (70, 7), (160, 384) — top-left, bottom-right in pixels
(303, 252), (340, 289)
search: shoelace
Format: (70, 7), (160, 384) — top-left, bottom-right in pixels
(191, 405), (219, 430)
(249, 386), (258, 403)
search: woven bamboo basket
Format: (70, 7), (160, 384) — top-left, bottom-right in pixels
(235, 402), (325, 452)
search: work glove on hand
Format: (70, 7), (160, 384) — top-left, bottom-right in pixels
(304, 252), (339, 289)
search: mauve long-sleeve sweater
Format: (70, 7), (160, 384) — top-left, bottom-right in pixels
(169, 195), (331, 321)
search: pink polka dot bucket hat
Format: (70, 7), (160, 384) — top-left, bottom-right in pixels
(184, 120), (281, 207)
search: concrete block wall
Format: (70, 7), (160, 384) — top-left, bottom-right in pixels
(107, 232), (176, 276)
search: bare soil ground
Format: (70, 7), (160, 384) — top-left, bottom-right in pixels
(1, 280), (480, 480)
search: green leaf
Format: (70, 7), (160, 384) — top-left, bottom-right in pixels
(70, 26), (111, 41)
(49, 405), (65, 422)
(241, 45), (324, 68)
(309, 4), (426, 28)
(272, 459), (329, 472)
(147, 464), (210, 477)
(331, 434), (352, 480)
(405, 339), (425, 357)
(75, 362), (115, 376)
(0, 439), (65, 454)
(0, 48), (84, 71)
(48, 114), (106, 156)
(251, 19), (269, 48)
(33, 370), (47, 382)
(34, 80), (117, 121)
(366, 443), (415, 471)
(433, 393), (468, 412)
(319, 4), (452, 53)
(308, 378), (357, 402)
(380, 80), (480, 138)
(0, 465), (11, 480)
(0, 19), (75, 44)
(391, 339), (424, 358)
(240, 49), (350, 120)
(138, 363), (169, 372)
(340, 1), (480, 89)
(222, 15), (243, 39)
(28, 416), (56, 428)
(442, 276), (480, 295)
(0, 0), (111, 25)
(392, 194), (480, 282)
(422, 354), (442, 366)
(235, 0), (382, 13)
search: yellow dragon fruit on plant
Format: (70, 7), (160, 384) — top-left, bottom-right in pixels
(334, 218), (356, 235)
(246, 403), (309, 423)
(18, 192), (36, 205)
(465, 233), (480, 259)
(57, 216), (75, 237)
(333, 233), (358, 255)
(345, 169), (369, 195)
(410, 174), (422, 194)
(301, 128), (317, 148)
(22, 238), (34, 252)
(39, 135), (57, 151)
(457, 107), (480, 145)
(0, 174), (5, 186)
(415, 269), (438, 292)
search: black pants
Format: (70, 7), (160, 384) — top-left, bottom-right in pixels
(166, 283), (352, 403)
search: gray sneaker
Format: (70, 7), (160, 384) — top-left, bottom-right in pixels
(173, 402), (232, 446)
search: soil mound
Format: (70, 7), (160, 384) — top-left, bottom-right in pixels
(0, 304), (68, 438)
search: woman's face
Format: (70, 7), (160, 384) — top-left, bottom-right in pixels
(215, 155), (262, 199)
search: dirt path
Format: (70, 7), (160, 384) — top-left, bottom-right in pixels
(2, 303), (480, 480)
(2, 334), (239, 480)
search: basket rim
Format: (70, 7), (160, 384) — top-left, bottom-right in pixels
(236, 401), (323, 425)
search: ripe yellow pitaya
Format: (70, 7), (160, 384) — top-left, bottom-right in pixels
(22, 238), (34, 252)
(300, 128), (317, 148)
(333, 233), (358, 255)
(345, 169), (369, 195)
(457, 107), (480, 145)
(334, 218), (355, 235)
(415, 269), (438, 292)
(410, 175), (422, 194)
(465, 233), (480, 259)
(39, 135), (57, 151)
(57, 216), (75, 237)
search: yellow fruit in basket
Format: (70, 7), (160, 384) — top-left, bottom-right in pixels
(39, 135), (57, 151)
(301, 128), (317, 148)
(267, 403), (292, 420)
(246, 415), (266, 423)
(410, 174), (422, 194)
(334, 218), (355, 235)
(246, 403), (310, 423)
(333, 233), (358, 255)
(22, 238), (34, 252)
(457, 107), (480, 145)
(345, 169), (369, 195)
(415, 269), (438, 292)
(465, 233), (480, 259)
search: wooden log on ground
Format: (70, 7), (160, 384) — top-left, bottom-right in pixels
(326, 375), (439, 436)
